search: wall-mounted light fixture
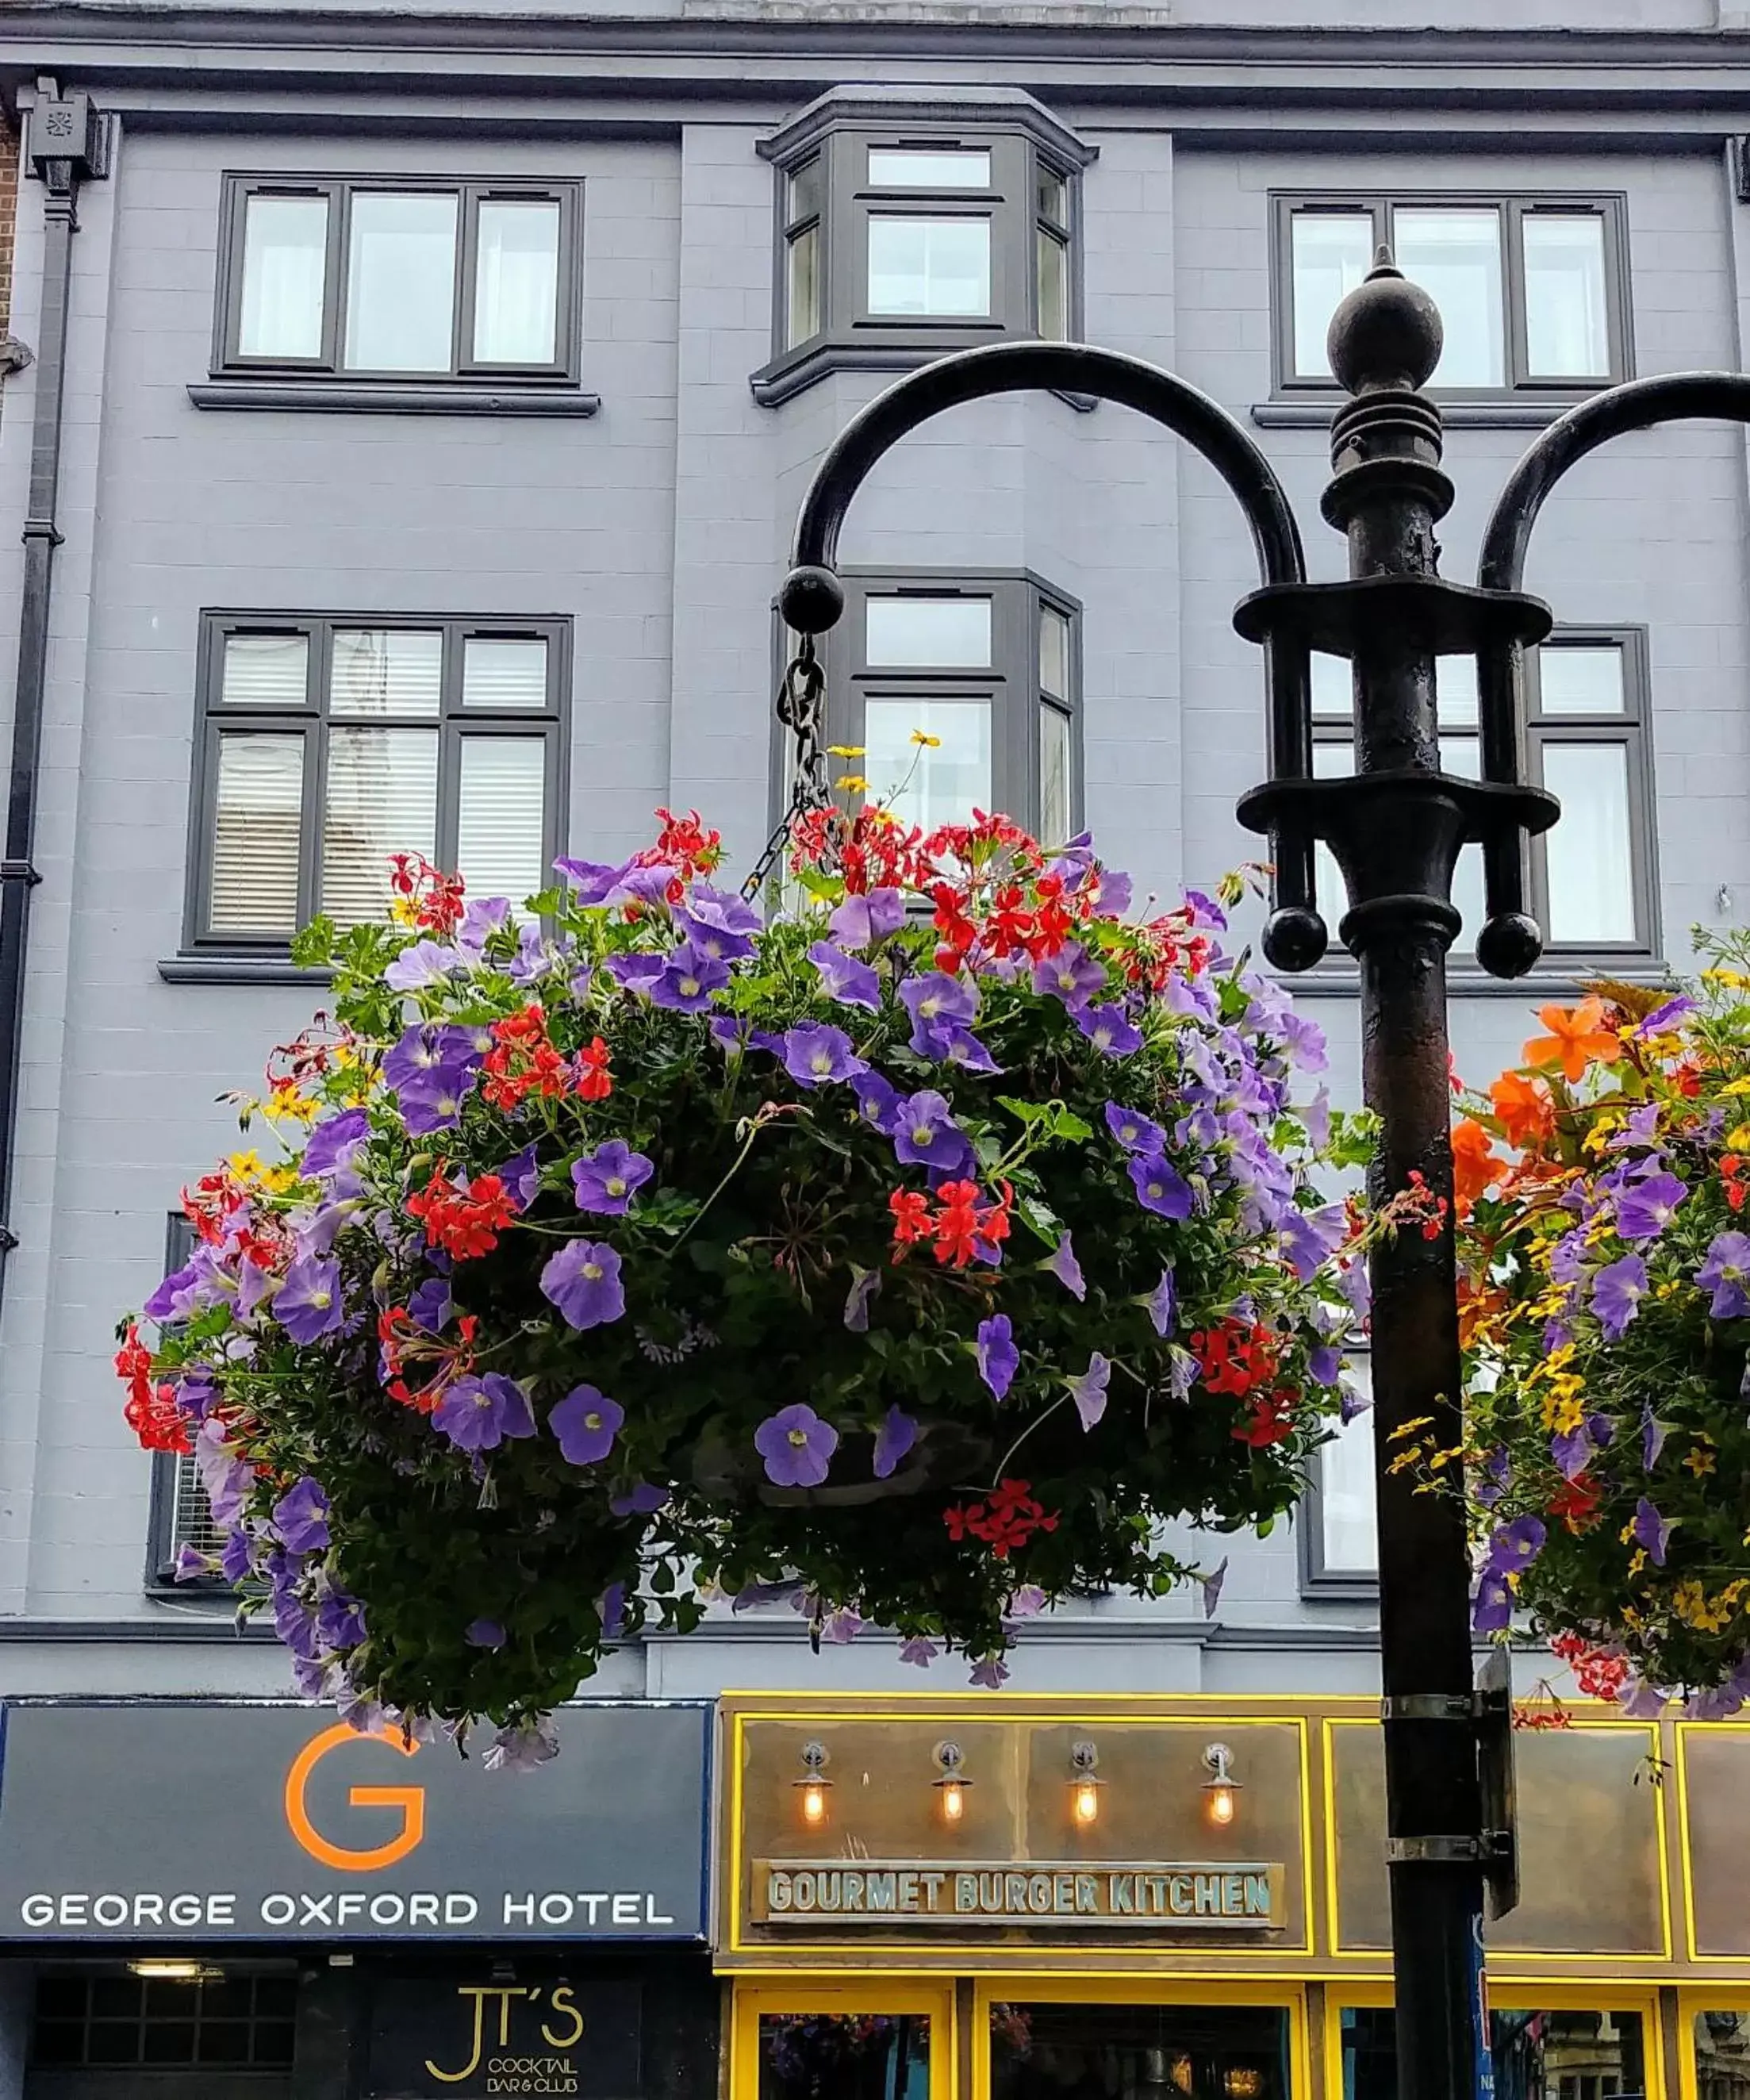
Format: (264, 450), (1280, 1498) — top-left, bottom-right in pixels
(127, 1960), (221, 1982)
(795, 1740), (831, 1826)
(933, 1740), (972, 1823)
(1224, 2069), (1264, 2099)
(1069, 1740), (1104, 1826)
(1202, 1741), (1241, 1827)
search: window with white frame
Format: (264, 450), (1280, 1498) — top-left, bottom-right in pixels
(754, 96), (1092, 406)
(186, 613), (566, 952)
(810, 573), (1080, 842)
(216, 175), (582, 382)
(1275, 194), (1630, 397)
(1310, 632), (1657, 966)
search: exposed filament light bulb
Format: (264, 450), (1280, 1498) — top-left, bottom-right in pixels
(1073, 1779), (1102, 1826)
(1069, 1741), (1103, 1826)
(1202, 1741), (1242, 1829)
(795, 1741), (831, 1827)
(933, 1740), (972, 1825)
(801, 1777), (827, 1825)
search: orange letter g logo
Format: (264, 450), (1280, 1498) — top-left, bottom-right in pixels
(285, 1725), (426, 1872)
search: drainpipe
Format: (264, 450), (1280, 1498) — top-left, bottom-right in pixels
(0, 80), (107, 1302)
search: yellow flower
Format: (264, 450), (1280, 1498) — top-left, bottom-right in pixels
(390, 896), (420, 928)
(910, 730), (942, 747)
(1686, 1438), (1717, 1478)
(826, 745), (866, 758)
(835, 774), (871, 793)
(258, 1164), (299, 1196)
(226, 1150), (265, 1184)
(1705, 967), (1750, 989)
(1729, 1121), (1750, 1151)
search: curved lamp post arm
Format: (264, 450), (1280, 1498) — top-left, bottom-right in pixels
(777, 338), (1318, 916)
(1472, 371), (1750, 952)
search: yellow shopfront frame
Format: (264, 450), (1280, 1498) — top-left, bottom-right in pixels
(1675, 1989), (1750, 2100)
(730, 1978), (958, 2100)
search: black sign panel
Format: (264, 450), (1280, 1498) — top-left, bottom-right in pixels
(365, 1978), (640, 2098)
(0, 1702), (710, 1942)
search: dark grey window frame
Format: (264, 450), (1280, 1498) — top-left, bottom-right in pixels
(1298, 1348), (1377, 1599)
(182, 609), (570, 958)
(144, 1214), (231, 1595)
(212, 172), (585, 386)
(1309, 628), (1659, 974)
(804, 568), (1083, 839)
(30, 1963), (301, 2074)
(1271, 191), (1633, 401)
(752, 98), (1095, 409)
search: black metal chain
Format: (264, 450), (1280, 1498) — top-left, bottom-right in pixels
(740, 638), (832, 902)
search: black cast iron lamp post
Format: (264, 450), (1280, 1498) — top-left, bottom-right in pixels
(774, 253), (1750, 2100)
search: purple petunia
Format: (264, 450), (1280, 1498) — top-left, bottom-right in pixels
(1103, 1100), (1169, 1155)
(555, 855), (630, 904)
(408, 1276), (452, 1334)
(900, 973), (979, 1058)
(571, 1140), (655, 1216)
(272, 1477), (331, 1557)
(1591, 1252), (1649, 1340)
(274, 1256), (344, 1346)
(649, 943), (730, 1014)
(1073, 1003), (1143, 1058)
(934, 1023), (1003, 1075)
(754, 1403), (838, 1488)
(872, 1406), (919, 1480)
(851, 1070), (902, 1134)
(484, 1719), (562, 1774)
(609, 1481), (668, 1518)
(675, 883), (762, 962)
(1614, 1169), (1688, 1244)
(1129, 1154), (1194, 1221)
(1282, 1204), (1347, 1281)
(969, 1654), (1011, 1690)
(1641, 1405), (1669, 1471)
(384, 938), (460, 992)
(550, 1384), (625, 1466)
(782, 1023), (867, 1088)
(828, 887), (906, 950)
(383, 1022), (478, 1096)
(843, 1265), (882, 1332)
(301, 1108), (368, 1181)
(899, 1636), (941, 1668)
(433, 1372), (536, 1453)
(1472, 1568), (1514, 1634)
(976, 1314), (1019, 1401)
(1698, 1231), (1750, 1321)
(466, 1618), (507, 1649)
(540, 1239), (626, 1330)
(1147, 1268), (1177, 1338)
(1033, 943), (1106, 1008)
(1045, 1232), (1086, 1300)
(1068, 1352), (1111, 1430)
(1633, 1496), (1673, 1566)
(892, 1089), (973, 1176)
(807, 941), (881, 1012)
(1486, 1515), (1547, 1575)
(1202, 1557), (1229, 1619)
(1550, 1425), (1595, 1480)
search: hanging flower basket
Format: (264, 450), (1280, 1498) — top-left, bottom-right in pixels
(119, 804), (1361, 1749)
(1454, 950), (1750, 1714)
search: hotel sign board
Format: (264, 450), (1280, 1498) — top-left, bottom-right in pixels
(754, 1859), (1281, 1929)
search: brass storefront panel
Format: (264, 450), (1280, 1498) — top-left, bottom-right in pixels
(730, 1715), (1311, 1958)
(1327, 1721), (1667, 1959)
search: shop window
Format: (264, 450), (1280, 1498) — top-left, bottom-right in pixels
(734, 1987), (950, 2100)
(1695, 2010), (1750, 2100)
(1299, 1351), (1376, 1595)
(1311, 632), (1658, 967)
(215, 174), (583, 383)
(184, 612), (568, 954)
(808, 572), (1079, 841)
(990, 2001), (1292, 2100)
(752, 92), (1094, 406)
(1274, 194), (1630, 397)
(758, 2012), (933, 2100)
(30, 1966), (297, 2071)
(1339, 2005), (1647, 2100)
(144, 1215), (230, 1591)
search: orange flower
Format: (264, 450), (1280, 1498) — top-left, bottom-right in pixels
(1522, 997), (1621, 1083)
(1490, 1070), (1556, 1154)
(1451, 1119), (1503, 1211)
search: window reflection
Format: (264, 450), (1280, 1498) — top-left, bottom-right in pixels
(1695, 2012), (1750, 2100)
(1341, 2007), (1647, 2100)
(758, 2011), (931, 2100)
(990, 2002), (1290, 2100)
